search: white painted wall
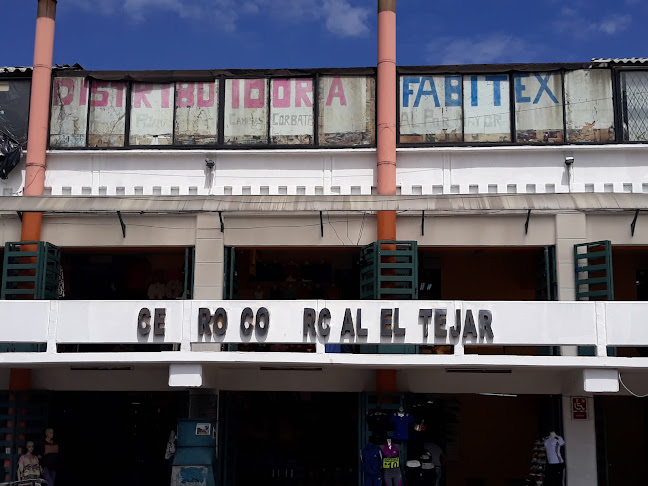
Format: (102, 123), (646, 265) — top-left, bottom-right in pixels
(1, 144), (647, 197)
(562, 395), (598, 486)
(1, 299), (648, 368)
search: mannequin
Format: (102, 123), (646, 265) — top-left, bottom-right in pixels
(381, 439), (402, 486)
(17, 441), (41, 481)
(543, 431), (565, 486)
(39, 428), (59, 486)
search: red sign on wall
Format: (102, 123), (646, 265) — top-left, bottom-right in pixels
(571, 396), (589, 420)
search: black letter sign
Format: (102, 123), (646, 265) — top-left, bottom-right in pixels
(303, 308), (317, 338)
(153, 308), (166, 336)
(240, 307), (254, 337)
(138, 308), (151, 336)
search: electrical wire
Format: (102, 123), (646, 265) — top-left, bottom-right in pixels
(619, 373), (648, 398)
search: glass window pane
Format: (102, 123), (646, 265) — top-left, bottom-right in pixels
(621, 71), (648, 142)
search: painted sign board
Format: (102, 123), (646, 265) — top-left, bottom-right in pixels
(514, 72), (564, 143)
(129, 83), (174, 145)
(270, 78), (314, 145)
(50, 77), (89, 148)
(463, 74), (511, 142)
(318, 76), (375, 146)
(565, 69), (614, 142)
(224, 78), (268, 145)
(400, 75), (463, 143)
(175, 82), (219, 145)
(88, 81), (127, 147)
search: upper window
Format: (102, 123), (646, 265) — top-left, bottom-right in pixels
(620, 71), (648, 142)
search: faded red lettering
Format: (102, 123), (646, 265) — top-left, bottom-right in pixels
(90, 81), (110, 107)
(80, 79), (88, 106)
(177, 82), (195, 108)
(295, 79), (313, 108)
(53, 78), (75, 106)
(161, 84), (171, 109)
(133, 83), (153, 108)
(326, 77), (347, 106)
(272, 79), (291, 108)
(232, 79), (240, 109)
(115, 83), (125, 108)
(197, 82), (215, 108)
(245, 79), (265, 109)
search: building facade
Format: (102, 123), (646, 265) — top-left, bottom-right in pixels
(1, 59), (648, 486)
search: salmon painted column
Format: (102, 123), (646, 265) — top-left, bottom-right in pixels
(10, 0), (57, 391)
(20, 0), (56, 242)
(376, 0), (398, 394)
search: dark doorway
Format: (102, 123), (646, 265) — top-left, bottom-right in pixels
(50, 391), (187, 486)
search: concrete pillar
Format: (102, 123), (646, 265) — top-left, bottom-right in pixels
(555, 213), (586, 356)
(562, 395), (598, 486)
(193, 214), (224, 299)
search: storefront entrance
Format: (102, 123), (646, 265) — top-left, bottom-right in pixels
(595, 395), (648, 485)
(220, 392), (359, 486)
(49, 391), (187, 486)
(219, 391), (560, 486)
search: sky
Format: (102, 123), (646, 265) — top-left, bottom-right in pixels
(1, 0), (645, 71)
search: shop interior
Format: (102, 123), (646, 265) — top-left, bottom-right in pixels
(230, 246), (550, 302)
(220, 392), (359, 486)
(219, 391), (561, 486)
(595, 395), (648, 486)
(59, 247), (192, 300)
(47, 391), (187, 486)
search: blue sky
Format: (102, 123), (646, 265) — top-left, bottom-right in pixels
(1, 0), (645, 70)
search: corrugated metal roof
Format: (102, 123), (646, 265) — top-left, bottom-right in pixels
(0, 193), (646, 214)
(0, 66), (32, 74)
(591, 58), (648, 65)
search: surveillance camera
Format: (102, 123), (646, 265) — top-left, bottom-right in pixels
(205, 158), (215, 169)
(564, 156), (574, 166)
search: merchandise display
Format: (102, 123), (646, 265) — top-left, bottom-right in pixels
(390, 408), (414, 441)
(381, 439), (402, 486)
(361, 441), (383, 486)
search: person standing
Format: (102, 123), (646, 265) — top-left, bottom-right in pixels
(39, 428), (59, 486)
(17, 441), (41, 481)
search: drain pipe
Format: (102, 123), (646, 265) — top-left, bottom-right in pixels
(20, 0), (57, 242)
(376, 0), (398, 395)
(10, 0), (57, 392)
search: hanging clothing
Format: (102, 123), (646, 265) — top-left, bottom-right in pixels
(390, 413), (414, 441)
(362, 442), (383, 486)
(367, 410), (393, 437)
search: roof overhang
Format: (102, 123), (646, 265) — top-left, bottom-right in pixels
(0, 193), (647, 215)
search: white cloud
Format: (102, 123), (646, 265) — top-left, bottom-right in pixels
(428, 34), (527, 65)
(554, 9), (632, 37)
(67, 0), (371, 37)
(597, 14), (632, 34)
(322, 0), (371, 38)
